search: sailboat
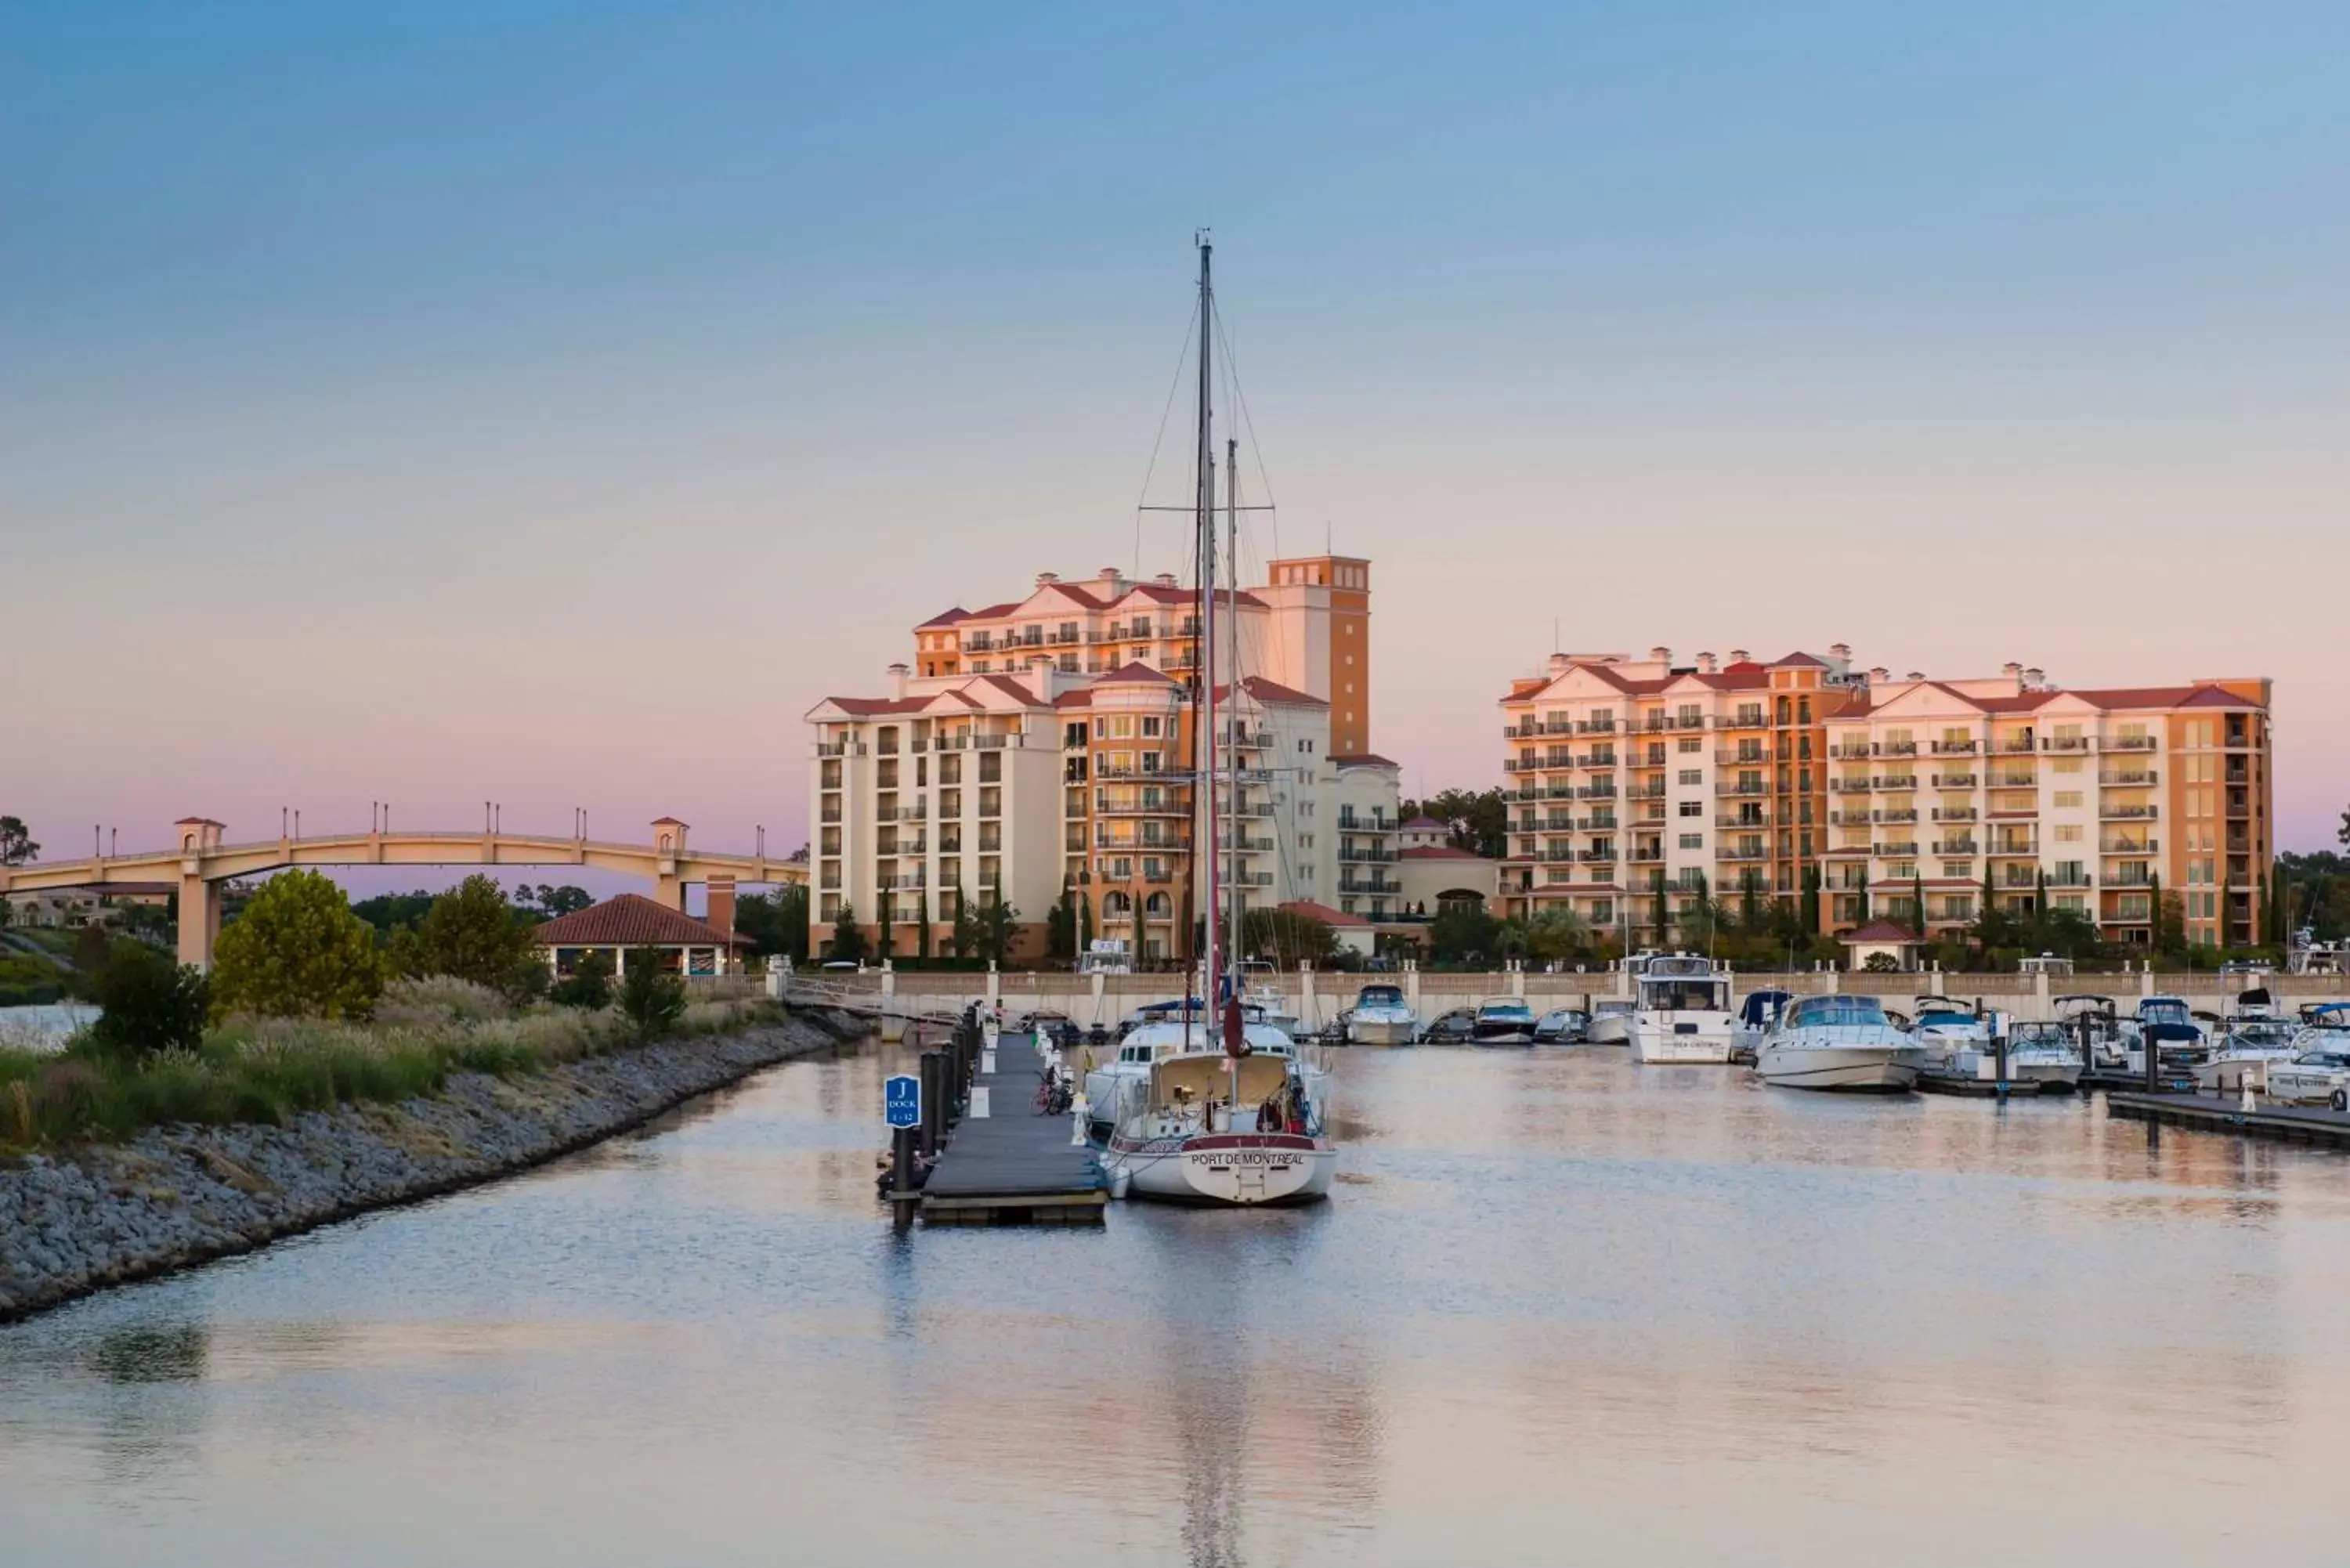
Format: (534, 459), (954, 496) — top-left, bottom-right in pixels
(1100, 237), (1338, 1206)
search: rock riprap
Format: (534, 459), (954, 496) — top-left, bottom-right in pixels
(0, 1009), (863, 1323)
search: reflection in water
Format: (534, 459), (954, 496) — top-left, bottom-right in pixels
(2, 1043), (2348, 1566)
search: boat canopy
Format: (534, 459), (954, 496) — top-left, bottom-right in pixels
(1356, 985), (1406, 1009)
(1786, 995), (1889, 1028)
(1148, 1053), (1289, 1110)
(1739, 990), (1793, 1028)
(1477, 997), (1535, 1017)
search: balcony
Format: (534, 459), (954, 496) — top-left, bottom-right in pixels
(1718, 845), (1770, 862)
(1993, 775), (2037, 789)
(1990, 842), (2039, 857)
(2104, 869), (2153, 887)
(1233, 871), (1274, 887)
(813, 741), (868, 758)
(1875, 775), (1918, 790)
(2110, 735), (2157, 752)
(1999, 737), (2037, 753)
(1932, 840), (1979, 856)
(1338, 846), (1398, 863)
(1931, 739), (1979, 754)
(1719, 815), (1770, 831)
(1932, 807), (1977, 822)
(1630, 847), (1665, 862)
(1717, 750), (1770, 768)
(1828, 811), (1868, 826)
(1875, 843), (1919, 858)
(2100, 836), (2157, 855)
(2101, 803), (2158, 820)
(1716, 781), (1766, 797)
(1336, 811), (1397, 831)
(1882, 741), (1919, 757)
(1576, 784), (1618, 800)
(1578, 753), (1619, 770)
(1575, 849), (1617, 865)
(1830, 778), (1873, 793)
(1340, 876), (1401, 894)
(2045, 736), (2091, 752)
(2046, 870), (2093, 888)
(1875, 808), (1920, 824)
(1625, 781), (1668, 799)
(1935, 772), (1977, 789)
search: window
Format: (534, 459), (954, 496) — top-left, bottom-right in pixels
(2054, 824), (2082, 843)
(978, 753), (1002, 782)
(1679, 801), (1702, 818)
(1679, 833), (1703, 850)
(2053, 757), (2083, 774)
(1592, 900), (1614, 923)
(2053, 791), (2083, 809)
(1943, 862), (1970, 879)
(1676, 704), (1702, 728)
(1141, 716), (1161, 738)
(1679, 769), (1703, 786)
(1890, 862), (1916, 880)
(1679, 736), (1702, 753)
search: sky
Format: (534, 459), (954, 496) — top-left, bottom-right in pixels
(5, 0), (2346, 895)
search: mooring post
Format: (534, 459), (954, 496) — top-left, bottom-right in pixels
(919, 1050), (945, 1158)
(2143, 1024), (2160, 1093)
(1994, 1028), (2010, 1100)
(891, 1123), (918, 1232)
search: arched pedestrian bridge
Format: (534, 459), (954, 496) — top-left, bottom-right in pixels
(0, 816), (804, 970)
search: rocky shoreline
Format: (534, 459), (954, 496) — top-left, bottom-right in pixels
(0, 1006), (868, 1324)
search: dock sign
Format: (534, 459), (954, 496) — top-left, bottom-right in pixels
(884, 1075), (921, 1129)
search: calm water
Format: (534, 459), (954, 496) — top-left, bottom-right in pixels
(5, 1042), (2348, 1566)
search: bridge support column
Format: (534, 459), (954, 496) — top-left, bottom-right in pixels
(176, 876), (222, 971)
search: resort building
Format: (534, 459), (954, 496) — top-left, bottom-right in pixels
(530, 894), (752, 977)
(809, 554), (1398, 961)
(1497, 650), (2275, 949)
(1394, 815), (1500, 917)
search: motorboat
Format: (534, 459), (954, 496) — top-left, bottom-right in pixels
(2294, 1001), (2350, 1050)
(2055, 995), (2124, 1069)
(2004, 1021), (2084, 1090)
(1471, 996), (1538, 1045)
(1909, 996), (1992, 1064)
(1625, 954), (1737, 1064)
(1584, 999), (1636, 1046)
(1731, 989), (1794, 1064)
(1094, 1020), (1336, 1205)
(1754, 994), (1929, 1092)
(2193, 1020), (2305, 1096)
(1533, 1006), (1590, 1044)
(1343, 983), (1416, 1046)
(1418, 1007), (1477, 1044)
(2267, 1045), (2350, 1111)
(2124, 995), (2211, 1072)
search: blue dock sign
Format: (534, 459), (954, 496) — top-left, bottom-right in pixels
(884, 1075), (921, 1129)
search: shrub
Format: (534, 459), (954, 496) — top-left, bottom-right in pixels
(619, 951), (685, 1038)
(211, 870), (386, 1020)
(90, 942), (210, 1058)
(498, 954), (551, 1008)
(551, 951), (614, 1010)
(375, 975), (510, 1028)
(1863, 952), (1900, 973)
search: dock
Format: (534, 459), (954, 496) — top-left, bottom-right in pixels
(919, 1031), (1107, 1227)
(2106, 1091), (2350, 1150)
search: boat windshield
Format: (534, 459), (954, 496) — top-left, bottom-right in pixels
(1787, 995), (1889, 1028)
(2294, 1051), (2350, 1070)
(1358, 985), (1405, 1008)
(1478, 1000), (1533, 1019)
(2140, 999), (2191, 1024)
(1640, 979), (1726, 1010)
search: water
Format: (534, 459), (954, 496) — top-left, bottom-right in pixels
(0, 1003), (99, 1053)
(4, 1042), (2348, 1566)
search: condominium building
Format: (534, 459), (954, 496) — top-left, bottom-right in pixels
(808, 554), (1396, 959)
(1496, 649), (2275, 949)
(1498, 648), (1852, 936)
(1823, 665), (2274, 949)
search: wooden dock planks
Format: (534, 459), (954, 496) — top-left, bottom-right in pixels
(920, 1031), (1105, 1226)
(2106, 1091), (2350, 1149)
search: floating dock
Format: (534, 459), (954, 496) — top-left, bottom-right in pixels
(920, 1031), (1106, 1227)
(2105, 1091), (2350, 1150)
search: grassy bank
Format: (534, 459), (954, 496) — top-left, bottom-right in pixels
(0, 977), (781, 1151)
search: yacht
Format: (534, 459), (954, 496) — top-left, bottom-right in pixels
(1343, 983), (1415, 1046)
(1093, 1018), (1336, 1204)
(2124, 995), (2211, 1073)
(1909, 996), (1992, 1063)
(1754, 994), (1929, 1092)
(1625, 954), (1737, 1064)
(2055, 995), (2124, 1069)
(1471, 996), (1537, 1045)
(2193, 1020), (2304, 1097)
(2005, 1021), (2084, 1091)
(1584, 999), (1636, 1046)
(2267, 1043), (2350, 1110)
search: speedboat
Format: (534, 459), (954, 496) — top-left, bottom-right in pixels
(1533, 1006), (1590, 1044)
(1731, 989), (1794, 1064)
(1343, 983), (1415, 1046)
(2294, 1001), (2350, 1050)
(1625, 954), (1736, 1064)
(1418, 1007), (1477, 1044)
(1094, 1020), (1336, 1205)
(1909, 996), (1991, 1064)
(1471, 996), (1537, 1045)
(2193, 1020), (2305, 1096)
(1584, 999), (1636, 1046)
(2124, 995), (2211, 1073)
(2055, 995), (2124, 1069)
(2005, 1021), (2084, 1090)
(1754, 994), (1929, 1092)
(2267, 1046), (2350, 1111)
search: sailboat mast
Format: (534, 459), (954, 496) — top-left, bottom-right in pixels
(1194, 236), (1217, 1017)
(1224, 433), (1242, 992)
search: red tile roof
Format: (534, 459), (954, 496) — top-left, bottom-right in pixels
(1329, 752), (1398, 768)
(916, 608), (971, 628)
(1401, 815), (1447, 831)
(825, 695), (934, 715)
(1839, 920), (1924, 945)
(1095, 661), (1179, 685)
(1400, 844), (1484, 861)
(1276, 898), (1372, 928)
(1214, 674), (1326, 707)
(530, 894), (749, 948)
(1770, 651), (1828, 668)
(968, 674), (1041, 705)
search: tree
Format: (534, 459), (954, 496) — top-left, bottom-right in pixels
(411, 874), (532, 986)
(1519, 906), (1589, 963)
(1400, 788), (1509, 859)
(732, 887), (808, 961)
(619, 949), (686, 1037)
(0, 815), (38, 866)
(916, 891), (934, 959)
(1240, 906), (1337, 966)
(210, 869), (385, 1020)
(1426, 904), (1502, 965)
(2341, 804), (2350, 848)
(551, 950), (613, 1010)
(1799, 865), (1821, 935)
(950, 883), (977, 960)
(1737, 871), (1761, 932)
(875, 889), (894, 963)
(512, 883), (593, 921)
(1863, 951), (1900, 973)
(1911, 872), (1928, 941)
(1651, 872), (1669, 947)
(1046, 880), (1076, 963)
(90, 942), (210, 1057)
(352, 889), (438, 935)
(829, 901), (869, 963)
(981, 869), (1018, 965)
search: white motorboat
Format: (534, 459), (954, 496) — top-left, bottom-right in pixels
(2193, 1020), (2305, 1096)
(2004, 1021), (2084, 1090)
(2123, 995), (2211, 1074)
(2055, 995), (2125, 1069)
(1909, 996), (1991, 1064)
(1094, 1021), (1336, 1205)
(1754, 994), (1929, 1092)
(1584, 999), (1636, 1046)
(1343, 983), (1415, 1046)
(1625, 954), (1737, 1064)
(1471, 995), (1537, 1046)
(2268, 1045), (2350, 1111)
(1533, 1006), (1590, 1044)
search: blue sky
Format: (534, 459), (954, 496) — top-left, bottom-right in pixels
(5, 1), (2346, 871)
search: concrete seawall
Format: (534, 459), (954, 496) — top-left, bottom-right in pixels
(0, 1007), (869, 1325)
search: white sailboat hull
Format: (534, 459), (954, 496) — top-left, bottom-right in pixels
(1112, 1133), (1336, 1205)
